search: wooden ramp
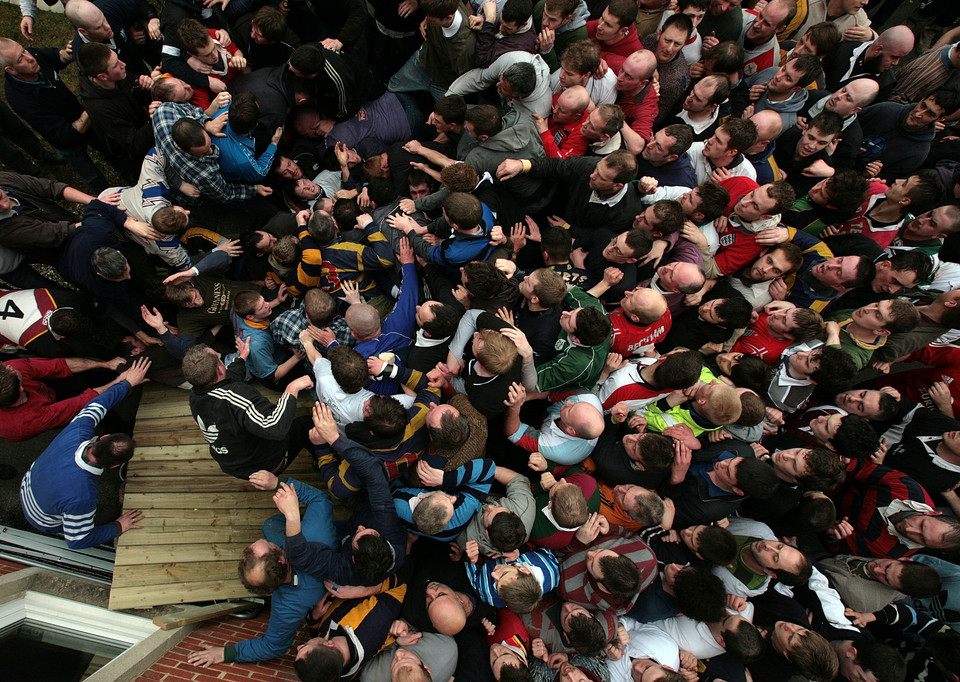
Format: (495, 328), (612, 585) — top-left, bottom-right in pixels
(108, 385), (327, 610)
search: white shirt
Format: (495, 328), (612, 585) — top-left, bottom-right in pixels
(312, 357), (413, 425)
(607, 620), (682, 682)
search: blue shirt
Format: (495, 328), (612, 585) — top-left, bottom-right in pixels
(212, 107), (278, 183)
(689, 450), (738, 499)
(231, 312), (286, 380)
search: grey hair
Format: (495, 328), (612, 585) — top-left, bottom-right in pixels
(91, 247), (129, 280)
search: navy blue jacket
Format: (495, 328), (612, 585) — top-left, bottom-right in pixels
(4, 48), (87, 149)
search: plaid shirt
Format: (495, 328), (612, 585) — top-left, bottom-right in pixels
(151, 102), (256, 204)
(270, 303), (355, 352)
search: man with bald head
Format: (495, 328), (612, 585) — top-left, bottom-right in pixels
(615, 50), (660, 155)
(746, 109), (785, 183)
(65, 0), (157, 77)
(822, 25), (914, 101)
(537, 85), (591, 158)
(800, 77), (879, 169)
(609, 286), (673, 356)
(505, 383), (606, 466)
(646, 261), (707, 314)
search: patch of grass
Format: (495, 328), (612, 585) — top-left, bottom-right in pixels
(0, 1), (125, 189)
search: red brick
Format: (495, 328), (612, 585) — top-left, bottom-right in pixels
(219, 672), (256, 682)
(137, 671), (165, 681)
(150, 664), (198, 681)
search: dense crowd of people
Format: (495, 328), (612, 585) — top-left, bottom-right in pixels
(3, 0), (960, 679)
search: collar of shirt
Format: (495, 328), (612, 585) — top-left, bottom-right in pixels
(917, 436), (960, 473)
(690, 450), (737, 497)
(76, 438), (105, 475)
(415, 328), (449, 347)
(589, 182), (630, 207)
(442, 11), (463, 37)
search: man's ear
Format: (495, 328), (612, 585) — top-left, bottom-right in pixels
(666, 153), (679, 164)
(876, 328), (891, 337)
(691, 211), (706, 223)
(478, 134), (490, 142)
(624, 256), (639, 264)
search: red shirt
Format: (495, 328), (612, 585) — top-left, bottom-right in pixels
(541, 95), (589, 158)
(835, 183), (905, 249)
(876, 343), (960, 411)
(0, 358), (97, 442)
(617, 82), (659, 142)
(188, 30), (242, 111)
(712, 177), (765, 275)
(731, 312), (794, 365)
(610, 307), (672, 356)
(587, 20), (643, 74)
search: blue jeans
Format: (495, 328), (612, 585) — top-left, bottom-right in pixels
(388, 49), (448, 101)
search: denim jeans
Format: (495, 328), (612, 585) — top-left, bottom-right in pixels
(387, 49), (448, 101)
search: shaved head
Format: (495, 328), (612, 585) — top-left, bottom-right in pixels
(559, 85), (590, 112)
(845, 78), (880, 107)
(877, 25), (915, 54)
(568, 402), (605, 439)
(625, 50), (658, 81)
(747, 110), (784, 153)
(65, 0), (105, 29)
(345, 303), (381, 339)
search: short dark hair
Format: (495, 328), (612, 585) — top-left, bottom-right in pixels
(728, 355), (771, 394)
(703, 41), (744, 76)
(651, 199), (686, 235)
(769, 242), (804, 273)
(887, 250), (933, 286)
(622, 227), (653, 258)
(774, 551), (813, 586)
(329, 346), (368, 393)
(724, 619), (765, 664)
(605, 0), (638, 29)
(767, 180), (797, 214)
(803, 21), (842, 56)
(308, 211), (337, 245)
(566, 613), (608, 656)
(572, 307), (612, 346)
(181, 344), (220, 389)
(233, 290), (263, 318)
(294, 643), (344, 682)
(605, 149), (638, 184)
(465, 104), (502, 138)
(663, 123), (694, 156)
(502, 61), (537, 98)
(697, 525), (738, 566)
(88, 433), (135, 467)
(595, 104), (625, 136)
(251, 6), (287, 41)
(354, 534), (394, 584)
(598, 555), (641, 597)
(846, 256), (877, 289)
(499, 664), (535, 682)
(428, 410), (470, 449)
(635, 433), (675, 472)
(444, 192), (483, 229)
(898, 561), (942, 597)
(884, 299), (920, 333)
(364, 395), (407, 439)
(786, 308), (825, 343)
(228, 91), (260, 136)
(795, 494), (837, 532)
(853, 640), (906, 682)
(929, 88), (960, 117)
(367, 178), (399, 206)
(696, 182), (731, 222)
(733, 457), (779, 498)
(289, 44), (325, 76)
(715, 297), (753, 328)
(795, 447), (845, 491)
(152, 206), (189, 235)
(332, 197), (363, 231)
(172, 117), (207, 151)
(421, 0), (460, 17)
(907, 170), (945, 215)
(463, 260), (503, 297)
(826, 170), (870, 215)
(661, 11), (694, 40)
(787, 53), (823, 89)
(178, 18), (213, 55)
(542, 226), (573, 262)
(653, 350), (703, 389)
(679, 0), (710, 9)
(809, 346), (858, 393)
(434, 95), (467, 125)
(673, 567), (726, 623)
(488, 511), (526, 552)
(830, 415), (879, 460)
(420, 302), (460, 338)
(924, 631), (960, 675)
(501, 0), (533, 24)
(561, 39), (601, 75)
(808, 110), (844, 139)
(76, 41), (112, 77)
(721, 117), (758, 155)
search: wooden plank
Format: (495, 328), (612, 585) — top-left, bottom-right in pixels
(112, 543), (252, 566)
(132, 429), (208, 446)
(134, 508), (274, 527)
(122, 493), (280, 509)
(113, 561), (238, 587)
(152, 602), (255, 630)
(125, 459), (225, 478)
(124, 477), (254, 493)
(132, 416), (199, 433)
(132, 445), (210, 460)
(109, 580), (251, 610)
(117, 526), (263, 546)
(136, 400), (194, 419)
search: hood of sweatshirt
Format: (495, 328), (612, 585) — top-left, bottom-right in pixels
(77, 74), (129, 102)
(896, 104), (938, 142)
(763, 87), (808, 115)
(560, 0), (590, 32)
(480, 110), (542, 152)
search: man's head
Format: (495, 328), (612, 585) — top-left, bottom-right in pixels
(654, 13), (694, 64)
(490, 563), (542, 613)
(499, 0), (533, 34)
(482, 504), (528, 553)
(633, 200), (685, 237)
(791, 21), (842, 58)
(415, 300), (460, 338)
(807, 170), (870, 214)
(698, 297), (753, 329)
(619, 285), (669, 325)
(768, 447), (845, 490)
(580, 103), (624, 143)
(498, 61), (538, 100)
(425, 404), (470, 450)
(693, 381), (742, 425)
(748, 539), (812, 585)
(389, 647), (432, 682)
(678, 182), (731, 223)
(904, 91), (960, 131)
(809, 413), (880, 459)
(656, 261), (706, 294)
(65, 0), (112, 40)
(464, 104), (503, 141)
(77, 43), (126, 83)
(250, 6), (287, 44)
(345, 303), (382, 341)
(439, 162), (478, 193)
(745, 0), (797, 44)
(864, 25), (915, 73)
(613, 484), (665, 526)
(864, 557), (942, 597)
(850, 299), (920, 335)
(557, 398), (605, 440)
(642, 124), (694, 166)
(412, 492), (458, 536)
(519, 268), (568, 308)
(903, 204), (960, 242)
(0, 39), (40, 80)
(558, 40), (601, 88)
(885, 171), (945, 217)
(552, 85), (590, 126)
(588, 150), (637, 194)
(794, 111), (843, 158)
(811, 255), (874, 291)
(835, 388), (900, 420)
(703, 118), (758, 163)
(679, 524), (738, 565)
(172, 118), (213, 156)
(665, 564), (726, 623)
(425, 582), (469, 635)
(823, 78), (880, 118)
(442, 192), (483, 232)
(234, 291), (272, 322)
(701, 40), (744, 78)
(178, 18), (219, 63)
(744, 244), (803, 282)
(735, 181), (795, 222)
(710, 454), (778, 497)
(288, 44), (326, 78)
(594, 0), (638, 45)
(745, 109), (783, 155)
(558, 603), (609, 656)
(835, 639), (906, 682)
(548, 480), (590, 529)
(683, 74), (730, 117)
(430, 95), (467, 133)
(894, 511), (960, 551)
(769, 622), (839, 682)
(765, 53), (822, 97)
(621, 431), (676, 473)
(585, 548), (641, 596)
(615, 50), (658, 95)
(765, 304), (824, 342)
(181, 344), (224, 389)
(238, 539), (288, 597)
(293, 636), (348, 681)
(151, 75), (195, 103)
(542, 0), (580, 30)
(473, 329), (520, 375)
(91, 248), (130, 282)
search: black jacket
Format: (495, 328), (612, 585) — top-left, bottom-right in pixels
(189, 358), (299, 479)
(77, 75), (154, 164)
(4, 48), (88, 149)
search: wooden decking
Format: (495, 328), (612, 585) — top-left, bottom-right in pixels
(108, 385), (326, 611)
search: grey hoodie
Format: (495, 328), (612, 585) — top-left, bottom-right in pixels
(747, 66), (809, 130)
(462, 111), (546, 198)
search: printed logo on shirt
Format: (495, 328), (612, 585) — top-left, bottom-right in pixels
(357, 107), (368, 121)
(719, 233), (736, 247)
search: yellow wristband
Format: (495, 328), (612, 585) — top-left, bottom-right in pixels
(521, 159), (532, 173)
